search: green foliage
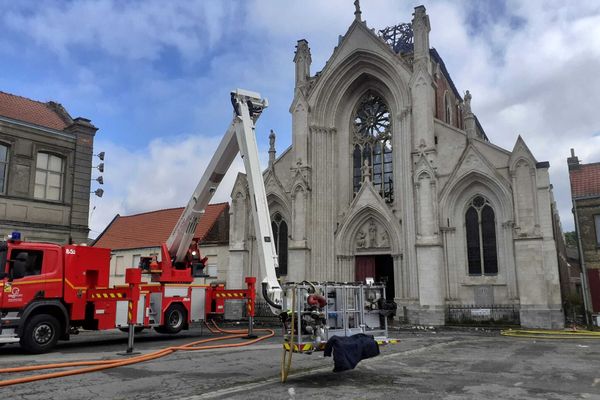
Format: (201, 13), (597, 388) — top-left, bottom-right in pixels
(564, 231), (577, 247)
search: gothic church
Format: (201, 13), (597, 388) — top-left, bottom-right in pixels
(228, 5), (563, 328)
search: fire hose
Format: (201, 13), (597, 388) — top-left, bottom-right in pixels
(501, 328), (600, 339)
(0, 321), (274, 387)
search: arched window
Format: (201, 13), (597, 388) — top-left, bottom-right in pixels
(0, 143), (9, 194)
(444, 91), (452, 124)
(465, 195), (498, 275)
(352, 92), (393, 202)
(271, 212), (288, 277)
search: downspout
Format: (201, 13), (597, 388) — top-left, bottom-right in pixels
(572, 200), (592, 326)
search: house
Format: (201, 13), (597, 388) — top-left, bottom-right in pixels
(0, 91), (98, 244)
(94, 203), (229, 286)
(568, 149), (600, 322)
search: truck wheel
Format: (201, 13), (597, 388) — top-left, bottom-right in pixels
(20, 314), (60, 354)
(156, 304), (186, 334)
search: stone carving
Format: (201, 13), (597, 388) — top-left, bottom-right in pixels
(354, 0), (361, 21)
(354, 219), (390, 249)
(356, 230), (367, 248)
(463, 90), (472, 114)
(380, 231), (389, 247)
(361, 159), (371, 182)
(368, 219), (378, 247)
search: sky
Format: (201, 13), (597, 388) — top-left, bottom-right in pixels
(1, 0), (599, 237)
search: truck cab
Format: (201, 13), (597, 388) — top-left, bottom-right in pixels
(0, 232), (68, 352)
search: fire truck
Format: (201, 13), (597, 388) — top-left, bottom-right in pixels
(0, 89), (281, 353)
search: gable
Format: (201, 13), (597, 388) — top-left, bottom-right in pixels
(440, 143), (512, 199)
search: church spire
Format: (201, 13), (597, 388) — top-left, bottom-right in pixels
(354, 0), (362, 22)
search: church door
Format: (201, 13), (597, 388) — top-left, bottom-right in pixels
(355, 256), (376, 282)
(355, 255), (395, 300)
(375, 255), (394, 300)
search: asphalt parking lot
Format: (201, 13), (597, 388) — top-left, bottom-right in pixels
(0, 325), (599, 400)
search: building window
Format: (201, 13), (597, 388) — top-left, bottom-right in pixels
(132, 254), (141, 268)
(115, 255), (125, 276)
(444, 92), (452, 124)
(352, 92), (393, 202)
(207, 263), (218, 278)
(465, 195), (498, 275)
(271, 212), (288, 276)
(595, 215), (600, 246)
(0, 144), (8, 194)
(34, 152), (64, 201)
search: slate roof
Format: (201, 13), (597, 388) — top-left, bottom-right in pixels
(569, 162), (600, 198)
(0, 91), (71, 131)
(93, 202), (229, 250)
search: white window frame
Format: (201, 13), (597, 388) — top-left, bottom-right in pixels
(115, 255), (125, 276)
(0, 143), (8, 194)
(594, 214), (600, 247)
(207, 263), (218, 278)
(34, 152), (64, 201)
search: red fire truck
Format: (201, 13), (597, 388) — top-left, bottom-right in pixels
(0, 89), (281, 353)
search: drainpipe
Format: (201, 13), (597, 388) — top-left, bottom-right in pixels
(572, 201), (592, 326)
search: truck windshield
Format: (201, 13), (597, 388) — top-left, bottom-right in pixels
(0, 241), (6, 274)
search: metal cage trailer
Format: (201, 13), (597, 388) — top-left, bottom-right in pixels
(280, 282), (397, 354)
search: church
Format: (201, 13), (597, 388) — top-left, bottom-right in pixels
(228, 5), (563, 328)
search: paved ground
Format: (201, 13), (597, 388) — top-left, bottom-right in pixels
(0, 324), (599, 399)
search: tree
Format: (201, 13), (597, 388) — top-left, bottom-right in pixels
(564, 231), (577, 247)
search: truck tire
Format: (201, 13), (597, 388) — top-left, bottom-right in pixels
(20, 314), (60, 354)
(155, 304), (186, 334)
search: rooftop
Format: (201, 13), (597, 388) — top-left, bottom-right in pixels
(0, 91), (72, 131)
(93, 202), (229, 250)
(569, 161), (600, 198)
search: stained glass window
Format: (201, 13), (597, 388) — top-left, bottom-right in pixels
(465, 196), (498, 275)
(352, 92), (393, 202)
(271, 212), (288, 277)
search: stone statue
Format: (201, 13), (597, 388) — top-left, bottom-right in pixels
(380, 231), (389, 247)
(269, 129), (276, 149)
(463, 90), (472, 114)
(361, 159), (371, 182)
(356, 230), (367, 248)
(368, 220), (377, 248)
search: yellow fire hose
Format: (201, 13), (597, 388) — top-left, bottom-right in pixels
(281, 287), (295, 383)
(501, 328), (600, 339)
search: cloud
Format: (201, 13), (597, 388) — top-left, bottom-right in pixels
(89, 133), (249, 238)
(2, 0), (599, 236)
(2, 0), (237, 62)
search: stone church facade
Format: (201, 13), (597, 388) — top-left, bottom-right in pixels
(229, 5), (563, 328)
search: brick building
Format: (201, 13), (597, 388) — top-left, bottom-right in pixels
(568, 149), (600, 319)
(0, 91), (98, 243)
(93, 203), (229, 286)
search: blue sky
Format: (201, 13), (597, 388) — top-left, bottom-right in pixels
(1, 0), (599, 237)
